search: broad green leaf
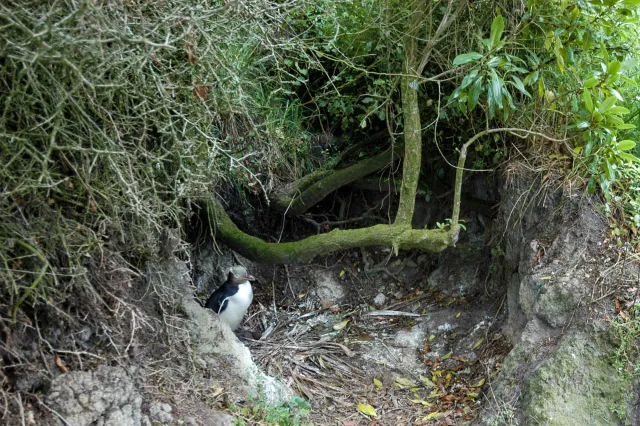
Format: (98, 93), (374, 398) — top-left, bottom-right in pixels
(487, 56), (502, 68)
(544, 31), (554, 50)
(460, 70), (479, 89)
(489, 15), (505, 50)
(616, 140), (636, 151)
(583, 89), (593, 112)
(577, 121), (590, 129)
(618, 152), (640, 162)
(523, 70), (539, 86)
(538, 76), (545, 98)
(357, 403), (377, 417)
(622, 0), (640, 5)
(607, 61), (621, 75)
(489, 69), (503, 109)
(468, 77), (483, 111)
(584, 77), (599, 89)
(609, 106), (630, 115)
(510, 75), (531, 97)
(453, 52), (483, 66)
(598, 96), (617, 112)
(587, 176), (597, 194)
(610, 88), (624, 102)
(618, 123), (637, 130)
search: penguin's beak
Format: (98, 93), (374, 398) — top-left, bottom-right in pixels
(244, 274), (256, 281)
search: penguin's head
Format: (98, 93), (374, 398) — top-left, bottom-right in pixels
(228, 265), (255, 285)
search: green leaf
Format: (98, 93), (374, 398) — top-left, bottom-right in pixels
(523, 70), (539, 86)
(609, 106), (630, 115)
(489, 15), (505, 50)
(618, 123), (637, 130)
(622, 0), (640, 5)
(584, 77), (599, 89)
(607, 61), (622, 75)
(453, 52), (483, 66)
(616, 140), (636, 151)
(598, 96), (617, 112)
(587, 176), (597, 194)
(610, 88), (623, 102)
(489, 69), (503, 109)
(460, 70), (479, 89)
(510, 75), (531, 97)
(583, 89), (593, 112)
(618, 152), (640, 162)
(468, 77), (483, 111)
(577, 121), (590, 129)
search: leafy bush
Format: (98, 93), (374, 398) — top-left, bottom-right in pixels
(232, 396), (311, 426)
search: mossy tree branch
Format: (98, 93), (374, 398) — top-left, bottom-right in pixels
(395, 7), (423, 226)
(272, 148), (400, 216)
(208, 199), (454, 264)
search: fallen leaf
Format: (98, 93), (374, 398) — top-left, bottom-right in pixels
(340, 269), (346, 277)
(472, 338), (484, 349)
(357, 403), (377, 417)
(395, 377), (417, 388)
(428, 334), (436, 342)
(419, 375), (437, 387)
(409, 398), (433, 407)
(55, 355), (68, 373)
(373, 378), (383, 389)
(615, 298), (623, 313)
(333, 319), (349, 330)
(456, 312), (461, 318)
(465, 391), (479, 400)
(440, 351), (452, 361)
(471, 378), (486, 388)
(423, 411), (442, 420)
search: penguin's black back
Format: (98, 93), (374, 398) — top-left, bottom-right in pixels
(205, 282), (238, 314)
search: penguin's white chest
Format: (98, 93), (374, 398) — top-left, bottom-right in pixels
(219, 282), (253, 330)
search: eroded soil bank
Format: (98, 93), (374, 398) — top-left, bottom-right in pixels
(3, 171), (639, 425)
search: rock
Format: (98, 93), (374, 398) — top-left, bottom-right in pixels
(394, 323), (426, 348)
(46, 366), (142, 426)
(522, 332), (629, 425)
(310, 269), (345, 304)
(150, 257), (293, 405)
(149, 402), (173, 424)
(373, 293), (387, 306)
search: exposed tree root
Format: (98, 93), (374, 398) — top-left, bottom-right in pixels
(207, 200), (454, 264)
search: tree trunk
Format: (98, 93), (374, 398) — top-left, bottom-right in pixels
(394, 7), (424, 226)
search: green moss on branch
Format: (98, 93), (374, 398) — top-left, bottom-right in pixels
(274, 149), (400, 216)
(208, 200), (453, 264)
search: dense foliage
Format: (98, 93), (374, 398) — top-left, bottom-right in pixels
(2, 0), (640, 336)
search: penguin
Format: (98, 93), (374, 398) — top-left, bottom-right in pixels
(205, 265), (255, 330)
